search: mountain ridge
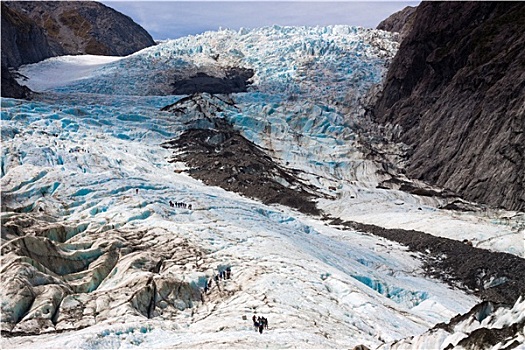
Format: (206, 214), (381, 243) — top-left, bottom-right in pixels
(376, 5), (416, 42)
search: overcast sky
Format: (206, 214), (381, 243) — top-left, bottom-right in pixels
(101, 1), (420, 40)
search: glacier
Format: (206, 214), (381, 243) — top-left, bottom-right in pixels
(2, 25), (524, 349)
(18, 25), (397, 101)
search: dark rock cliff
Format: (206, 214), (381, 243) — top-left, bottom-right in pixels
(1, 66), (32, 99)
(3, 1), (155, 68)
(376, 5), (417, 42)
(1, 3), (54, 69)
(1, 3), (48, 98)
(373, 2), (525, 211)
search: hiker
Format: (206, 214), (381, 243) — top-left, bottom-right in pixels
(462, 239), (473, 246)
(188, 204), (192, 210)
(169, 200), (174, 207)
(226, 267), (231, 279)
(136, 189), (139, 194)
(263, 317), (268, 329)
(258, 323), (264, 334)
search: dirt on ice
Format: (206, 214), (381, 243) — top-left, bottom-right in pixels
(328, 217), (525, 305)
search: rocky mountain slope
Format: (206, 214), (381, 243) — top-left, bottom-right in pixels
(373, 2), (525, 212)
(2, 1), (155, 68)
(1, 3), (54, 70)
(376, 6), (416, 42)
(1, 1), (155, 99)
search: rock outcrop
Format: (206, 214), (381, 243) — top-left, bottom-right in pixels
(1, 3), (54, 69)
(171, 68), (254, 95)
(2, 1), (155, 69)
(1, 1), (155, 99)
(1, 66), (32, 99)
(1, 3), (49, 98)
(373, 2), (525, 211)
(376, 6), (417, 42)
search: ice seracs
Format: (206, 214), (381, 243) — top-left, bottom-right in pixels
(18, 25), (398, 100)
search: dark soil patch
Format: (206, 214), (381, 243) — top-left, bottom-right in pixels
(326, 217), (525, 304)
(161, 96), (321, 215)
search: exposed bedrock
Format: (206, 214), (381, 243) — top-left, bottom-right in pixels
(171, 67), (254, 95)
(1, 3), (53, 69)
(2, 1), (155, 69)
(373, 2), (525, 211)
(1, 1), (155, 98)
(1, 66), (33, 99)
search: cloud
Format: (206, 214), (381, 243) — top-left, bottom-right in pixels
(102, 1), (420, 40)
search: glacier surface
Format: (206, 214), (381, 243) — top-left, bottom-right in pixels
(3, 25), (524, 349)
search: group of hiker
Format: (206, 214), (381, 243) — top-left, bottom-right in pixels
(68, 147), (87, 153)
(203, 267), (232, 294)
(134, 189), (193, 210)
(200, 267), (273, 334)
(169, 200), (192, 209)
(252, 315), (269, 334)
